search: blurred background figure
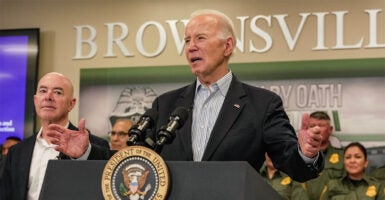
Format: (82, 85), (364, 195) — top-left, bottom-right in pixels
(302, 111), (345, 200)
(0, 136), (21, 179)
(320, 142), (385, 200)
(260, 153), (309, 200)
(108, 118), (134, 150)
(1, 136), (21, 156)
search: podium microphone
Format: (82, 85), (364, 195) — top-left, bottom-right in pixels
(154, 106), (189, 153)
(127, 108), (158, 146)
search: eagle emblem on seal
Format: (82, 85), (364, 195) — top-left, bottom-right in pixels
(120, 164), (152, 200)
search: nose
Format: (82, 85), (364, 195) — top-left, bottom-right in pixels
(186, 40), (197, 52)
(348, 158), (357, 164)
(44, 91), (54, 101)
(110, 134), (119, 141)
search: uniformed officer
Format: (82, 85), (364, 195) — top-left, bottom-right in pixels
(320, 142), (385, 200)
(260, 153), (309, 200)
(302, 111), (345, 200)
(370, 165), (385, 185)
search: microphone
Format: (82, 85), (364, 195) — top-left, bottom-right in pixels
(127, 108), (158, 146)
(154, 106), (189, 153)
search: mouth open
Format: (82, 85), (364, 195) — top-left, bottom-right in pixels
(190, 57), (202, 63)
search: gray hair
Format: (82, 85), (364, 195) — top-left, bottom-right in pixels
(189, 9), (237, 47)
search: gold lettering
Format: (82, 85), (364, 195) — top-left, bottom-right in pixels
(136, 148), (142, 154)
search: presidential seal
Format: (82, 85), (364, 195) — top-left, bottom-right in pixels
(102, 146), (169, 200)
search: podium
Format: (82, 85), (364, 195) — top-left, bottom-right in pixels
(40, 160), (282, 200)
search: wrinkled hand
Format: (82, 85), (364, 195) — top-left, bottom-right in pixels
(298, 113), (322, 158)
(46, 118), (90, 158)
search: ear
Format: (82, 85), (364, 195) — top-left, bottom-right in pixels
(224, 37), (234, 57)
(68, 98), (77, 112)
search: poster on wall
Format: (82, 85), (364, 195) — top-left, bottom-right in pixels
(79, 58), (385, 149)
(0, 36), (27, 143)
(0, 29), (39, 143)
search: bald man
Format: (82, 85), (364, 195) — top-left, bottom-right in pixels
(0, 72), (109, 200)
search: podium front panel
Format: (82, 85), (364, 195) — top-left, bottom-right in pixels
(40, 160), (282, 200)
(39, 160), (106, 200)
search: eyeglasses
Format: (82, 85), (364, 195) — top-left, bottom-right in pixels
(108, 131), (129, 137)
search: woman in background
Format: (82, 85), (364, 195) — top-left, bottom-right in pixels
(320, 142), (385, 200)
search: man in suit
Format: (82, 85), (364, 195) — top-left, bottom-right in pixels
(0, 72), (109, 200)
(149, 9), (324, 182)
(46, 9), (324, 183)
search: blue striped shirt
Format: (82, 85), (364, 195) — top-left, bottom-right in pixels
(192, 71), (233, 161)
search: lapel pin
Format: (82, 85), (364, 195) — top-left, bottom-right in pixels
(233, 104), (240, 108)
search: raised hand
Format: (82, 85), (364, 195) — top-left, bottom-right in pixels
(298, 113), (322, 158)
(46, 118), (90, 158)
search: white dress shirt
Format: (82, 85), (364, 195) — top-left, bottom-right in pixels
(28, 126), (63, 200)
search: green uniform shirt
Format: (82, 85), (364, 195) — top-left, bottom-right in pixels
(320, 175), (385, 200)
(260, 164), (309, 200)
(303, 145), (345, 200)
(370, 166), (385, 185)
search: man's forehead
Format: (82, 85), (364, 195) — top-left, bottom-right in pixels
(185, 24), (216, 39)
(309, 118), (330, 125)
(39, 73), (71, 86)
(37, 75), (72, 93)
(38, 84), (64, 91)
(309, 118), (329, 121)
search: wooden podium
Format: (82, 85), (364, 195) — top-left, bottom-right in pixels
(39, 160), (282, 200)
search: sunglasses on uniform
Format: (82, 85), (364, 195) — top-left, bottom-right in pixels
(108, 131), (129, 137)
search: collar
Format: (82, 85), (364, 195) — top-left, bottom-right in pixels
(36, 122), (70, 148)
(343, 174), (372, 185)
(195, 71), (232, 96)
